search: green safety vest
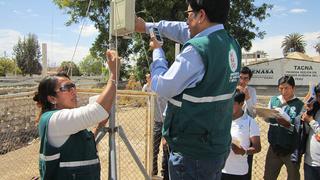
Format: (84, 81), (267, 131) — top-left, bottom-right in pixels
(163, 29), (241, 159)
(38, 111), (100, 180)
(268, 96), (304, 155)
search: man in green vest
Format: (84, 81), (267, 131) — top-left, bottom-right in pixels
(264, 76), (304, 180)
(135, 0), (241, 179)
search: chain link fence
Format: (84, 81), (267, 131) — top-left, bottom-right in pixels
(0, 89), (157, 180)
(0, 90), (306, 180)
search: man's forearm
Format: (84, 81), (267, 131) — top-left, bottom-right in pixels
(146, 21), (190, 44)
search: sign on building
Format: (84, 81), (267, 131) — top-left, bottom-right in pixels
(247, 58), (320, 86)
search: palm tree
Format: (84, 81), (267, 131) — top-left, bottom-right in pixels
(281, 33), (306, 56)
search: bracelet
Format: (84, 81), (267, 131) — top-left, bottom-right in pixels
(108, 79), (117, 85)
(243, 149), (248, 156)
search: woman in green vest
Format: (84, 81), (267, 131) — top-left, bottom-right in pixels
(34, 50), (119, 180)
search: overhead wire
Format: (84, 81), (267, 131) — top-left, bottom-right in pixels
(67, 0), (93, 75)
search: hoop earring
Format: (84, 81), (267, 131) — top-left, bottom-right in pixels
(51, 101), (57, 109)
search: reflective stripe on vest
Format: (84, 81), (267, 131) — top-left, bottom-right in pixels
(169, 98), (182, 107)
(168, 92), (234, 107)
(40, 153), (60, 161)
(270, 123), (295, 132)
(182, 92), (234, 103)
(60, 158), (99, 168)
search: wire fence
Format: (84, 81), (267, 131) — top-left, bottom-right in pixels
(0, 90), (306, 180)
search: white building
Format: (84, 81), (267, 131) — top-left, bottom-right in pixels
(247, 52), (320, 86)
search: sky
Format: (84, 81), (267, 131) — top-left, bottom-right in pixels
(0, 0), (319, 67)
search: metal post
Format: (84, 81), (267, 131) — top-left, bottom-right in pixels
(108, 1), (117, 179)
(108, 105), (117, 180)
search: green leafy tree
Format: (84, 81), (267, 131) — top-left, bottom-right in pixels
(79, 54), (103, 75)
(53, 0), (272, 81)
(281, 33), (306, 56)
(0, 57), (16, 76)
(58, 61), (81, 76)
(13, 33), (42, 76)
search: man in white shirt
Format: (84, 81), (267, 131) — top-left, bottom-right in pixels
(222, 89), (261, 180)
(236, 66), (257, 180)
(237, 66), (257, 118)
(142, 73), (169, 179)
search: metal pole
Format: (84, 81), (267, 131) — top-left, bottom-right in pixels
(108, 0), (117, 179)
(108, 105), (117, 180)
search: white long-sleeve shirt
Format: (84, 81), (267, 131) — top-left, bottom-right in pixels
(47, 102), (109, 148)
(305, 110), (320, 166)
(243, 86), (257, 117)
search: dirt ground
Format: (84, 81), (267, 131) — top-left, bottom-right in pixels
(0, 93), (308, 180)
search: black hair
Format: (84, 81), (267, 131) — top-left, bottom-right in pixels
(186, 0), (230, 24)
(315, 83), (320, 94)
(37, 76), (59, 113)
(234, 89), (245, 104)
(278, 75), (295, 87)
(33, 92), (40, 102)
(240, 66), (253, 80)
(34, 72), (71, 116)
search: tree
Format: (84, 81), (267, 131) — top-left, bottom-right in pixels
(226, 1), (273, 51)
(0, 57), (16, 76)
(53, 0), (272, 81)
(281, 33), (306, 56)
(13, 33), (42, 76)
(315, 36), (320, 55)
(79, 54), (103, 75)
(58, 61), (81, 76)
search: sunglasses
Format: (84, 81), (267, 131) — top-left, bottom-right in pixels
(57, 83), (76, 92)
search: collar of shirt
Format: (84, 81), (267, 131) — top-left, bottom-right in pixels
(277, 95), (297, 104)
(234, 112), (248, 122)
(194, 24), (224, 38)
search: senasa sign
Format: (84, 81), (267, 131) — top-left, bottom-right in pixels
(247, 58), (320, 86)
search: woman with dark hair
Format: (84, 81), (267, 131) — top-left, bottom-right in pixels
(264, 75), (304, 180)
(34, 50), (119, 180)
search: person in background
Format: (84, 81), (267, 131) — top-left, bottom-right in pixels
(222, 89), (261, 180)
(35, 50), (119, 180)
(237, 66), (257, 118)
(301, 83), (320, 180)
(264, 76), (304, 180)
(136, 0), (241, 179)
(142, 74), (152, 92)
(236, 66), (257, 180)
(142, 73), (169, 180)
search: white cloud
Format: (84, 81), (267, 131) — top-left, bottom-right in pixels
(273, 5), (287, 13)
(39, 41), (90, 67)
(13, 10), (23, 15)
(0, 29), (22, 57)
(248, 31), (320, 58)
(12, 9), (38, 18)
(290, 8), (307, 13)
(0, 28), (90, 66)
(74, 24), (98, 37)
(271, 5), (288, 17)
